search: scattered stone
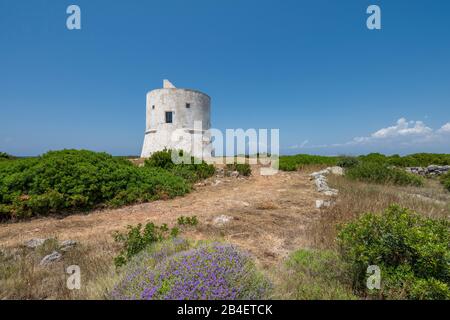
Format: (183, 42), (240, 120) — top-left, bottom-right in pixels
(40, 251), (62, 266)
(24, 238), (47, 249)
(213, 215), (233, 227)
(211, 180), (222, 186)
(323, 189), (338, 196)
(329, 166), (344, 176)
(230, 171), (240, 178)
(60, 240), (77, 251)
(215, 168), (225, 177)
(314, 175), (329, 192)
(315, 199), (332, 209)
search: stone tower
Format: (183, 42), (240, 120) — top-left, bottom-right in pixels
(141, 80), (213, 159)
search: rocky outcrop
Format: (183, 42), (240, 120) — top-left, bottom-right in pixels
(406, 165), (450, 176)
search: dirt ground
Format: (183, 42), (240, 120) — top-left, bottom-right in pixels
(0, 165), (322, 268)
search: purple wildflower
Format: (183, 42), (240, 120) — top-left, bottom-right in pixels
(111, 240), (271, 300)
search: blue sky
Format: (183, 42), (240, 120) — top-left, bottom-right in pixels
(1, 0), (449, 156)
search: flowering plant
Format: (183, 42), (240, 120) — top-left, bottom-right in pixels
(111, 240), (271, 300)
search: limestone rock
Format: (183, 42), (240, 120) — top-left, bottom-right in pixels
(329, 166), (344, 176)
(323, 189), (338, 196)
(60, 240), (77, 251)
(315, 200), (332, 209)
(230, 171), (240, 178)
(213, 215), (233, 227)
(24, 238), (47, 249)
(40, 251), (62, 266)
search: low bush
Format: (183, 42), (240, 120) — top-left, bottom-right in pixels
(279, 153), (450, 171)
(226, 163), (252, 176)
(145, 149), (215, 183)
(386, 153), (450, 167)
(143, 149), (176, 170)
(0, 152), (14, 161)
(279, 154), (339, 171)
(336, 156), (360, 168)
(177, 215), (198, 226)
(337, 204), (450, 299)
(0, 150), (190, 220)
(345, 162), (424, 187)
(113, 222), (180, 268)
(111, 241), (271, 300)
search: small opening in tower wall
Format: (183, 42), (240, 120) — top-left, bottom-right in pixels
(186, 103), (190, 108)
(165, 111), (173, 123)
(152, 105), (155, 110)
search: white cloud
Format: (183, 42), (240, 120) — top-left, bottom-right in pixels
(371, 118), (432, 139)
(287, 118), (449, 151)
(437, 122), (450, 134)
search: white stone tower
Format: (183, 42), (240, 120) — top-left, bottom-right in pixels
(141, 80), (213, 159)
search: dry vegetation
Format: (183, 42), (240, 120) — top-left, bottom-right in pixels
(0, 237), (119, 299)
(309, 172), (450, 250)
(1, 161), (449, 300)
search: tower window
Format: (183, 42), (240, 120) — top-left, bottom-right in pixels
(165, 111), (173, 123)
(186, 103), (190, 108)
(152, 105), (155, 110)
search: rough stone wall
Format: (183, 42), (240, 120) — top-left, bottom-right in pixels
(141, 83), (212, 159)
(406, 165), (450, 176)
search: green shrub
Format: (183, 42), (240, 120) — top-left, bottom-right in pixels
(279, 154), (338, 171)
(336, 156), (360, 168)
(144, 149), (176, 170)
(0, 150), (190, 220)
(177, 215), (198, 226)
(145, 149), (215, 183)
(387, 153), (450, 167)
(337, 204), (450, 299)
(346, 162), (424, 187)
(113, 222), (180, 267)
(358, 153), (450, 167)
(357, 153), (388, 164)
(277, 249), (356, 300)
(278, 153), (450, 171)
(0, 152), (14, 161)
(226, 163), (252, 176)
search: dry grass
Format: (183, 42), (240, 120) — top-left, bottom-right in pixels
(256, 201), (279, 210)
(0, 237), (119, 299)
(309, 174), (450, 249)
